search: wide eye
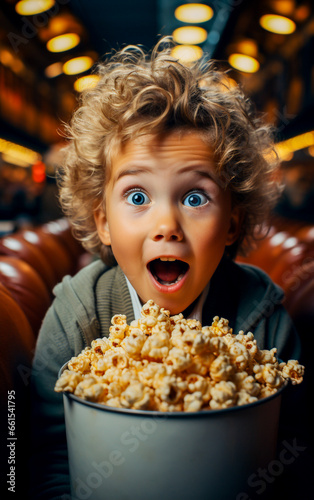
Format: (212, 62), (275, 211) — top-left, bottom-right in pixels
(183, 192), (208, 207)
(126, 191), (150, 206)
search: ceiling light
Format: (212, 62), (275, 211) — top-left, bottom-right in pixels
(308, 145), (314, 157)
(228, 53), (260, 73)
(2, 153), (30, 168)
(236, 39), (258, 58)
(172, 26), (207, 45)
(199, 75), (237, 90)
(63, 56), (94, 75)
(276, 131), (314, 160)
(0, 138), (41, 167)
(271, 1), (294, 16)
(174, 3), (214, 23)
(294, 5), (310, 22)
(74, 75), (100, 92)
(46, 33), (80, 53)
(45, 62), (63, 78)
(15, 0), (55, 15)
(259, 14), (296, 35)
(0, 48), (25, 75)
(0, 49), (15, 67)
(171, 45), (203, 64)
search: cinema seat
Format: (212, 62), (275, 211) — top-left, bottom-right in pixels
(0, 256), (51, 337)
(0, 234), (56, 290)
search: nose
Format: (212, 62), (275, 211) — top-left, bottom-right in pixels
(150, 206), (184, 242)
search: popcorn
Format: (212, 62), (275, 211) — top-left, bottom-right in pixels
(210, 381), (237, 409)
(55, 369), (83, 392)
(55, 300), (304, 412)
(166, 347), (192, 372)
(209, 354), (235, 382)
(279, 359), (305, 385)
(68, 349), (92, 373)
(120, 381), (152, 410)
(141, 330), (170, 360)
(253, 363), (283, 388)
(74, 376), (108, 402)
(237, 391), (258, 406)
(184, 392), (204, 412)
(121, 329), (146, 359)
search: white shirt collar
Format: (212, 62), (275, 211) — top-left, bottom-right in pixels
(125, 276), (210, 322)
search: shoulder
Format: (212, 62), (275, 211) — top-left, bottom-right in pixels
(208, 256), (285, 334)
(52, 259), (123, 308)
(218, 257), (284, 303)
(40, 260), (113, 349)
(54, 258), (108, 295)
(212, 257), (300, 358)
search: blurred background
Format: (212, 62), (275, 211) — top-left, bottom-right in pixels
(0, 0), (313, 232)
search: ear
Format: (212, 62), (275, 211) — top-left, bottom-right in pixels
(94, 208), (111, 246)
(225, 206), (242, 246)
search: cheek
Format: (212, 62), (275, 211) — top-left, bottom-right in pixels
(190, 211), (232, 258)
(107, 212), (140, 256)
(194, 209), (230, 239)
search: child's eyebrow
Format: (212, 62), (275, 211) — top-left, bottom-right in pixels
(114, 167), (150, 182)
(179, 166), (221, 186)
(114, 165), (219, 185)
(192, 169), (219, 183)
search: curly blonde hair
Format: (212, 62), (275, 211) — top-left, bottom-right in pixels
(58, 38), (279, 264)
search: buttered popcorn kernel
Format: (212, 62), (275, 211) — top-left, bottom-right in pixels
(55, 300), (304, 411)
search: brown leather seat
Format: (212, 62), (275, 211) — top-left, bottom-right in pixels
(40, 218), (93, 272)
(0, 282), (35, 392)
(294, 225), (314, 244)
(19, 228), (74, 282)
(253, 230), (293, 274)
(0, 282), (35, 490)
(41, 218), (85, 261)
(0, 256), (51, 337)
(0, 234), (56, 290)
(269, 243), (314, 293)
(236, 225), (283, 273)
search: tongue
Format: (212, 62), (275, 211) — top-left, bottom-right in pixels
(152, 260), (185, 283)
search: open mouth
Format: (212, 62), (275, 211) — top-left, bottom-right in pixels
(148, 258), (189, 285)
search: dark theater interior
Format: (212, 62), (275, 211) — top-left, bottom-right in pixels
(0, 1), (313, 499)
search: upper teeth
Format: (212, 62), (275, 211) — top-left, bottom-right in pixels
(160, 257), (176, 261)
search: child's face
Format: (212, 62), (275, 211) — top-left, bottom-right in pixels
(95, 130), (240, 314)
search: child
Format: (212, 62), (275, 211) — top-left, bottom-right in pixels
(30, 39), (301, 498)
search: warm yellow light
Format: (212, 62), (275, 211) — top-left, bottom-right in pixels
(175, 3), (213, 23)
(272, 0), (294, 16)
(45, 62), (63, 78)
(228, 53), (260, 73)
(259, 14), (296, 34)
(15, 0), (55, 15)
(0, 49), (25, 74)
(171, 45), (203, 64)
(0, 138), (41, 167)
(308, 145), (314, 157)
(46, 33), (80, 53)
(172, 26), (207, 45)
(276, 131), (314, 160)
(2, 153), (29, 168)
(236, 39), (258, 58)
(63, 56), (94, 75)
(199, 74), (237, 90)
(74, 75), (100, 92)
(0, 49), (15, 67)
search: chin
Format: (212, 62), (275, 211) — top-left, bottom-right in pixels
(152, 297), (189, 316)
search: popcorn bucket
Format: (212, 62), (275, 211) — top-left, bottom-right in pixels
(61, 362), (286, 500)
